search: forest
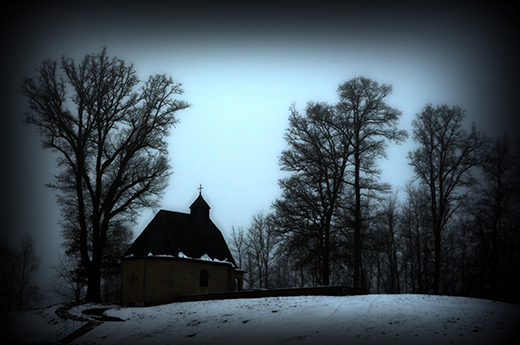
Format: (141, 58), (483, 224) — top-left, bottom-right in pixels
(229, 77), (520, 305)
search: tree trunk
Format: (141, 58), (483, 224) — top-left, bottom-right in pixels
(323, 222), (330, 286)
(85, 260), (102, 303)
(433, 226), (441, 295)
(490, 228), (498, 300)
(353, 145), (362, 289)
(85, 232), (104, 303)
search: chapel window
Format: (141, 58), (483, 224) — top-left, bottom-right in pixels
(199, 269), (209, 287)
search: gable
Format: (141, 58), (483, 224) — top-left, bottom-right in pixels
(124, 210), (237, 266)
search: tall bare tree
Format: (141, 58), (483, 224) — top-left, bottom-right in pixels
(21, 48), (189, 302)
(337, 76), (407, 288)
(274, 102), (352, 286)
(408, 104), (487, 294)
(470, 134), (520, 301)
(275, 78), (406, 288)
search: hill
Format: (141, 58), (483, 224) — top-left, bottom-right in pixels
(4, 294), (520, 344)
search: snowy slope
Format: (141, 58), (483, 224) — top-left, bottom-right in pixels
(3, 304), (88, 344)
(5, 294), (520, 344)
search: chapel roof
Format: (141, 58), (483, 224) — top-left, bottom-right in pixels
(123, 196), (236, 266)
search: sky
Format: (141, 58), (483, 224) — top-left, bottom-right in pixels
(1, 2), (517, 297)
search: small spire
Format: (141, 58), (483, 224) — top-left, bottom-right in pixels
(198, 184), (204, 196)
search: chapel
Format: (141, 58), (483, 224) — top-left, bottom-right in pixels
(121, 191), (243, 307)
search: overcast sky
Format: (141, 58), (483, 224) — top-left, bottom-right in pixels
(1, 2), (517, 296)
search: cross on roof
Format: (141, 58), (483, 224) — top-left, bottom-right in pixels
(198, 184), (204, 196)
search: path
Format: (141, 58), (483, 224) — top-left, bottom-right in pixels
(53, 305), (103, 344)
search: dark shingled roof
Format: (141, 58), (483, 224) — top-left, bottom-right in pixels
(123, 196), (236, 266)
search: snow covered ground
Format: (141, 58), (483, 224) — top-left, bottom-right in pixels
(3, 303), (89, 344)
(4, 294), (520, 344)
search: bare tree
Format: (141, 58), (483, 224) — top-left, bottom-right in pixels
(469, 134), (520, 301)
(21, 48), (190, 302)
(408, 104), (487, 294)
(0, 234), (41, 311)
(245, 211), (278, 289)
(337, 76), (407, 288)
(17, 235), (41, 310)
(274, 78), (406, 288)
(274, 102), (352, 286)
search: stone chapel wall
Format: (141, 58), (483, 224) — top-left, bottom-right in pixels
(122, 256), (240, 307)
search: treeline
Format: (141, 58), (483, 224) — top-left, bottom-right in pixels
(229, 77), (520, 304)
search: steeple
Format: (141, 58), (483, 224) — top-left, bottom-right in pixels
(190, 186), (210, 228)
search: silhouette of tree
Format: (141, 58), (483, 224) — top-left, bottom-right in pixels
(274, 78), (406, 288)
(469, 134), (520, 302)
(246, 211), (277, 289)
(337, 77), (407, 288)
(0, 234), (41, 311)
(21, 48), (189, 302)
(408, 104), (487, 295)
(274, 102), (352, 286)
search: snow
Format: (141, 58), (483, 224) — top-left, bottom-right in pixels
(125, 252), (234, 266)
(199, 253), (212, 261)
(4, 295), (519, 344)
(195, 253), (232, 265)
(3, 304), (88, 344)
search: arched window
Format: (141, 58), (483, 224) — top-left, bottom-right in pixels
(199, 269), (209, 287)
